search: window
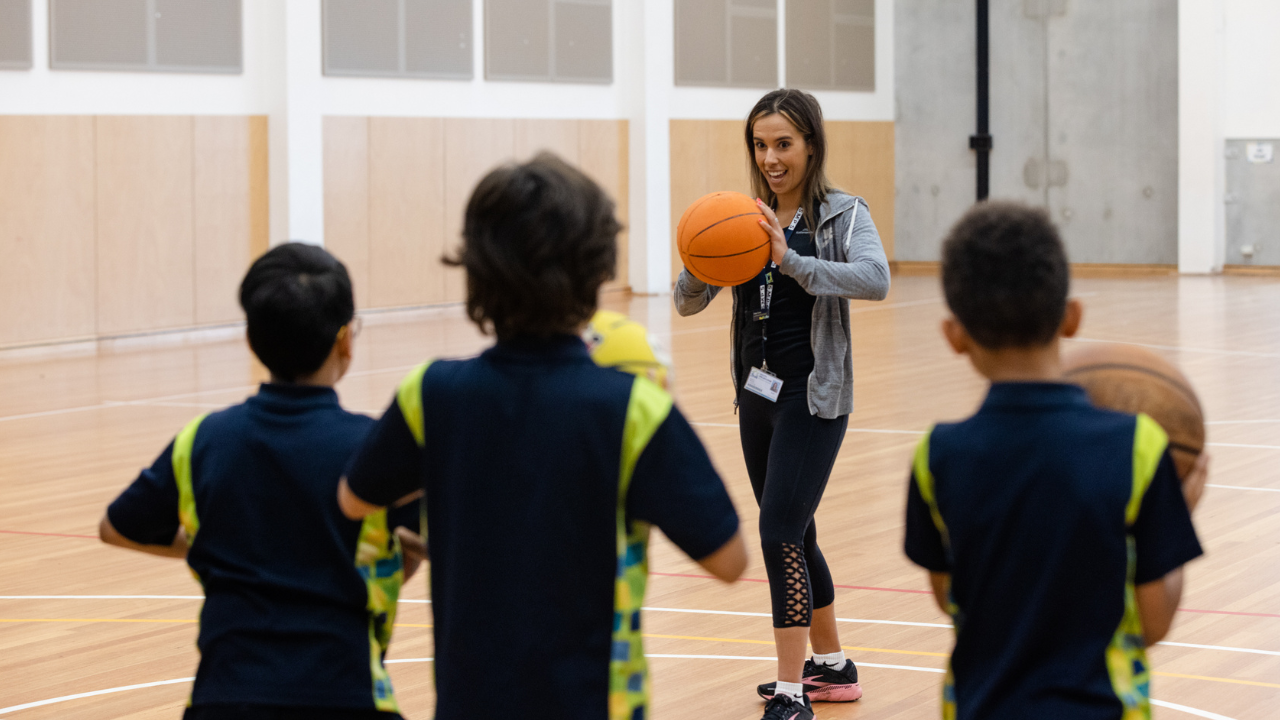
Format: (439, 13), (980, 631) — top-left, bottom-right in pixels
(0, 0), (32, 70)
(675, 0), (777, 89)
(486, 0), (612, 84)
(323, 0), (474, 79)
(50, 0), (242, 74)
(787, 0), (874, 91)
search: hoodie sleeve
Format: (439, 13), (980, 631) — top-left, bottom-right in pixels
(778, 198), (891, 301)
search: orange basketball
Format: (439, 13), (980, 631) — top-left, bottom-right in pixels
(677, 191), (771, 286)
(1062, 343), (1205, 479)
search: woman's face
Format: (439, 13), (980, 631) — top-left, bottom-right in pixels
(752, 113), (811, 201)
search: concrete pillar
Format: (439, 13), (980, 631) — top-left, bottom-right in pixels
(1178, 0), (1227, 273)
(627, 0), (674, 295)
(267, 0), (325, 246)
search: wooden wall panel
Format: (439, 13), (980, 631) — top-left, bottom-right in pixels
(95, 116), (196, 335)
(579, 120), (629, 290)
(323, 117), (371, 310)
(193, 116), (269, 325)
(515, 119), (580, 165)
(0, 117), (97, 346)
(443, 118), (516, 302)
(669, 120), (711, 281)
(827, 121), (896, 259)
(368, 117), (446, 308)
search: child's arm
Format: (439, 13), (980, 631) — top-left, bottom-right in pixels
(99, 515), (188, 559)
(1136, 567), (1184, 647)
(696, 531), (747, 582)
(927, 572), (950, 615)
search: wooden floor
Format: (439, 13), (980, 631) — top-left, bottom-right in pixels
(2, 273), (1279, 719)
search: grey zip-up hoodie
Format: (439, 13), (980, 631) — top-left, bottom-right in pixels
(673, 191), (890, 419)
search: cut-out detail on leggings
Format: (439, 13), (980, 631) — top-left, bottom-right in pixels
(780, 542), (811, 627)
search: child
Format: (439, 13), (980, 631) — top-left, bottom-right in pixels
(337, 153), (747, 720)
(100, 243), (423, 720)
(903, 202), (1208, 720)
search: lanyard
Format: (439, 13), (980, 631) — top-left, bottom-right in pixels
(752, 208), (803, 372)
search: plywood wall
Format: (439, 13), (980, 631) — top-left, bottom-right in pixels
(0, 115), (268, 348)
(324, 117), (631, 311)
(669, 119), (896, 282)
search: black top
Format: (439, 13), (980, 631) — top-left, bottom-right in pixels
(739, 215), (818, 384)
(344, 336), (740, 720)
(108, 384), (420, 711)
(904, 383), (1203, 720)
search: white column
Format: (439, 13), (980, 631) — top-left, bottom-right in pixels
(627, 0), (674, 294)
(1178, 0), (1226, 274)
(267, 0), (325, 246)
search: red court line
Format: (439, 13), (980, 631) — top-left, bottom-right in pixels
(0, 529), (98, 540)
(650, 571), (933, 595)
(650, 571), (1280, 616)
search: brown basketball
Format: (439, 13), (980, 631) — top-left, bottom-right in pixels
(1062, 343), (1205, 478)
(677, 191), (771, 286)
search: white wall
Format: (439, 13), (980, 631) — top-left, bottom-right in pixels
(1222, 0), (1280, 139)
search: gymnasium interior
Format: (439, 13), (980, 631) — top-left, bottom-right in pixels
(0, 1), (1277, 718)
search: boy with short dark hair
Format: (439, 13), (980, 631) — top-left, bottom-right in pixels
(101, 243), (421, 720)
(904, 202), (1207, 720)
(337, 153), (747, 720)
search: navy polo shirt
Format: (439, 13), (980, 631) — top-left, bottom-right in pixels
(345, 335), (740, 720)
(904, 382), (1203, 720)
(107, 384), (420, 712)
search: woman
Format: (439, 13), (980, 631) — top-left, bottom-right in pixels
(674, 89), (890, 720)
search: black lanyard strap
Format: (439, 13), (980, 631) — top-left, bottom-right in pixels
(753, 209), (803, 372)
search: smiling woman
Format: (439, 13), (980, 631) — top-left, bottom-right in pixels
(673, 88), (892, 720)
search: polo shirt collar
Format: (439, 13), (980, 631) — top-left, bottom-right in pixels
(980, 381), (1092, 411)
(486, 334), (590, 363)
(252, 382), (340, 411)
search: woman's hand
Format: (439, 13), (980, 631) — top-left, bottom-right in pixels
(756, 199), (788, 266)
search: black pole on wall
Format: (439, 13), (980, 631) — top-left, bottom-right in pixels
(970, 0), (993, 201)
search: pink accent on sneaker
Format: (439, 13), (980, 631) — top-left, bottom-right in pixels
(806, 682), (863, 703)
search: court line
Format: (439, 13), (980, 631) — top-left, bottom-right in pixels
(0, 677), (195, 716)
(650, 570), (934, 595)
(664, 298), (949, 337)
(0, 362), (424, 424)
(1206, 420), (1280, 426)
(0, 530), (97, 539)
(644, 606), (951, 629)
(1068, 336), (1280, 359)
(1206, 484), (1280, 494)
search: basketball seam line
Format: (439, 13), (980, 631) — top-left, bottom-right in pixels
(686, 238), (772, 261)
(1064, 363), (1203, 414)
(687, 212), (767, 247)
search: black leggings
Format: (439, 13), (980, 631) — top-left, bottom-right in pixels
(739, 386), (848, 629)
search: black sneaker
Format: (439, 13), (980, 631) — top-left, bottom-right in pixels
(757, 659), (863, 703)
(760, 693), (814, 720)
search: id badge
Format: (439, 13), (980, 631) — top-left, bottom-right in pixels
(744, 366), (783, 402)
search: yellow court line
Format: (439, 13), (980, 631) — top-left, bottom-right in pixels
(1152, 671), (1280, 689)
(6, 621), (1278, 690)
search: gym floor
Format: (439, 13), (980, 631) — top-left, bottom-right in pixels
(1, 273), (1277, 719)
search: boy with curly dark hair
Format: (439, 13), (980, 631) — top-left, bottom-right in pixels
(904, 201), (1207, 720)
(338, 153), (746, 720)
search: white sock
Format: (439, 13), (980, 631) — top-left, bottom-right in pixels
(812, 650), (846, 668)
(774, 680), (805, 702)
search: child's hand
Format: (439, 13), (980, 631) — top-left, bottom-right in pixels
(1182, 451), (1210, 513)
(396, 527), (428, 581)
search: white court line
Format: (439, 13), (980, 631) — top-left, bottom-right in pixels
(1207, 442), (1280, 450)
(0, 362), (427, 424)
(1207, 420), (1280, 426)
(1206, 484), (1280, 493)
(1150, 699), (1239, 720)
(1068, 336), (1280, 359)
(0, 677), (194, 716)
(7, 597), (1276, 659)
(0, 662), (1231, 720)
(644, 606), (951, 629)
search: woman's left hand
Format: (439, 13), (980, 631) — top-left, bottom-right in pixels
(756, 199), (788, 267)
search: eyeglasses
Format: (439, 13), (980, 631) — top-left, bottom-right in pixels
(338, 316), (363, 341)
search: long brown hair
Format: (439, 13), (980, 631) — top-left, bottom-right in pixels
(745, 89), (834, 231)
